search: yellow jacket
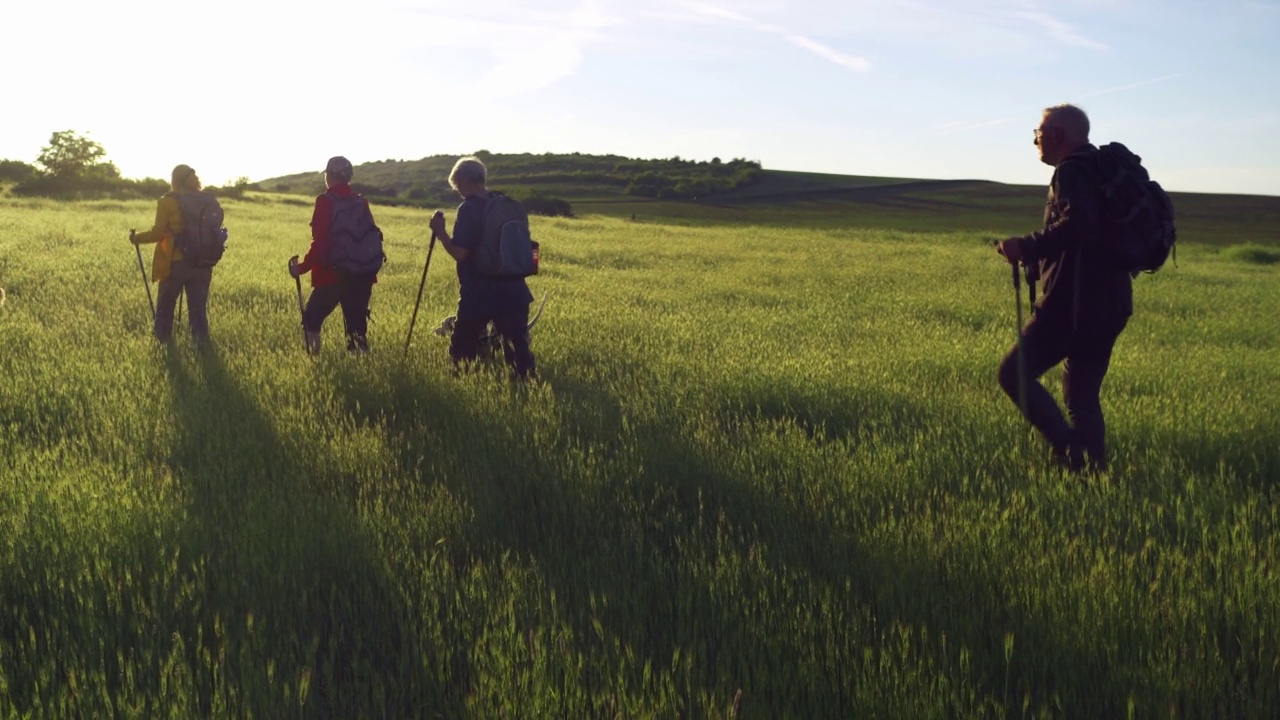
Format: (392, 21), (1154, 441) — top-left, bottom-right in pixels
(133, 191), (187, 283)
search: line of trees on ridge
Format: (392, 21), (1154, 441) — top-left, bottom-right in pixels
(0, 131), (252, 200)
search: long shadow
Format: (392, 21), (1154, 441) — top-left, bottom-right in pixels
(320, 350), (1173, 716)
(149, 345), (433, 717)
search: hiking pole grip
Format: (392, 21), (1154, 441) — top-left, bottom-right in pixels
(134, 241), (155, 321)
(404, 230), (438, 356)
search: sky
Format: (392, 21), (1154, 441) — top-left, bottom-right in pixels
(4, 0), (1279, 195)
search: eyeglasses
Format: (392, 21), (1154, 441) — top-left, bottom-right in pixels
(1033, 126), (1055, 146)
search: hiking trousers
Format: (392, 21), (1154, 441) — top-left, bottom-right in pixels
(155, 261), (212, 343)
(303, 274), (375, 351)
(997, 311), (1128, 472)
(450, 301), (536, 379)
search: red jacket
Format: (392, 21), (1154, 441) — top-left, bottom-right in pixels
(298, 183), (378, 288)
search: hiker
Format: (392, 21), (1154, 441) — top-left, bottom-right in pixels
(130, 164), (220, 345)
(995, 104), (1133, 473)
(288, 156), (383, 354)
(428, 156), (537, 379)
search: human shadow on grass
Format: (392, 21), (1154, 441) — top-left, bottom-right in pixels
(701, 380), (1278, 717)
(320, 354), (1187, 716)
(148, 345), (437, 717)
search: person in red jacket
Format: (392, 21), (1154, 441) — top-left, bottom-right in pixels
(288, 156), (379, 354)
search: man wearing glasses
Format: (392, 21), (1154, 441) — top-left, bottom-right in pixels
(995, 104), (1133, 474)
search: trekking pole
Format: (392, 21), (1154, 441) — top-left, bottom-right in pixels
(176, 288), (184, 328)
(133, 236), (155, 321)
(404, 229), (438, 356)
(289, 257), (306, 349)
(1013, 263), (1028, 416)
(1025, 264), (1038, 317)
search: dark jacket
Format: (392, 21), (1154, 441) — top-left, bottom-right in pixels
(451, 193), (533, 315)
(1019, 144), (1132, 330)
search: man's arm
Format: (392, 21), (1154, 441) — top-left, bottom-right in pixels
(297, 194), (333, 274)
(1018, 159), (1100, 262)
(132, 195), (177, 245)
(429, 204), (479, 262)
(432, 223), (470, 262)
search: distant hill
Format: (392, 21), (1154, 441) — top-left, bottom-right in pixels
(255, 152), (1280, 247)
(255, 151), (763, 205)
(571, 169), (1278, 247)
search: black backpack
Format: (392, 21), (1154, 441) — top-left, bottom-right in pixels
(174, 190), (227, 268)
(1094, 142), (1176, 275)
(327, 192), (385, 275)
(475, 192), (538, 278)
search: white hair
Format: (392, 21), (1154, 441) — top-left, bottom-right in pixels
(1043, 104), (1091, 144)
(448, 157), (487, 190)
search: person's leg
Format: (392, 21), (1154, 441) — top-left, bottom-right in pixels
(1063, 316), (1127, 472)
(153, 266), (185, 342)
(303, 284), (343, 354)
(997, 314), (1073, 462)
(184, 266), (213, 345)
(493, 303), (536, 379)
(338, 275), (374, 352)
(449, 309), (490, 371)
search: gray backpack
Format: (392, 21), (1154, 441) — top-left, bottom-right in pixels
(475, 192), (538, 278)
(326, 192), (385, 275)
(174, 190), (227, 268)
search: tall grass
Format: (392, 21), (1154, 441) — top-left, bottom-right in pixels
(1, 194), (1277, 717)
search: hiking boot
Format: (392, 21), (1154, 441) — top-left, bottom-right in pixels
(305, 331), (321, 355)
(347, 334), (369, 355)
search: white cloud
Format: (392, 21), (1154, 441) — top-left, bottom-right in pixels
(1079, 73), (1183, 98)
(784, 35), (872, 73)
(1012, 9), (1109, 50)
(689, 2), (873, 72)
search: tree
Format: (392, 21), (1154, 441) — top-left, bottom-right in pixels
(36, 130), (114, 179)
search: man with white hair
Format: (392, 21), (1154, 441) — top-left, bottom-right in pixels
(428, 156), (537, 379)
(996, 104), (1133, 474)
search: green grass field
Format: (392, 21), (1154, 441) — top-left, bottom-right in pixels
(1, 189), (1278, 718)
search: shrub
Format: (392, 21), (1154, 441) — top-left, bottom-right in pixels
(0, 159), (36, 182)
(1223, 243), (1280, 265)
(125, 177), (170, 197)
(12, 174), (167, 199)
(207, 177), (256, 200)
(520, 192), (575, 218)
(12, 175), (106, 198)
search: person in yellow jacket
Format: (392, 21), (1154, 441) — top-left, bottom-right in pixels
(130, 164), (214, 345)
